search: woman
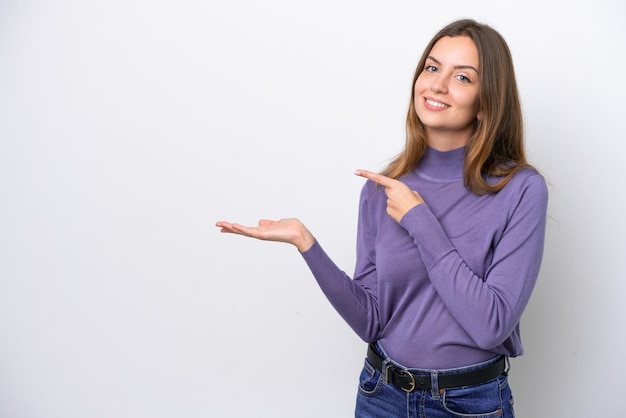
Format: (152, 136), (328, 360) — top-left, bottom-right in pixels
(216, 19), (547, 417)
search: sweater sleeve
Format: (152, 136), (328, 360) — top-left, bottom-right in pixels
(300, 184), (380, 342)
(399, 173), (548, 350)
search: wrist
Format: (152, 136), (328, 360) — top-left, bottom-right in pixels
(294, 227), (315, 253)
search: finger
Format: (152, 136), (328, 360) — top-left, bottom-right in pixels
(225, 223), (263, 239)
(354, 169), (396, 188)
(215, 220), (234, 230)
(217, 225), (238, 234)
(217, 223), (238, 234)
(215, 221), (251, 235)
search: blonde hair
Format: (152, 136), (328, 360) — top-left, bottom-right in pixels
(382, 19), (528, 195)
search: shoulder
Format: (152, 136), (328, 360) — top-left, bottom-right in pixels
(499, 166), (549, 212)
(509, 167), (548, 195)
(357, 179), (388, 217)
(359, 179), (385, 200)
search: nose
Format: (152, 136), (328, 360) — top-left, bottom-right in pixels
(430, 75), (448, 94)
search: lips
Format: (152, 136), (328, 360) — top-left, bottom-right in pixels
(425, 98), (449, 109)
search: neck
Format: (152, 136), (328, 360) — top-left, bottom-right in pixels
(425, 128), (472, 151)
(416, 146), (465, 181)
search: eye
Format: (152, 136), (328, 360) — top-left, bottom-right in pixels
(424, 64), (438, 73)
(455, 74), (472, 83)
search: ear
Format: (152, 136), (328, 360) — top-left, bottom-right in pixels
(476, 111), (483, 121)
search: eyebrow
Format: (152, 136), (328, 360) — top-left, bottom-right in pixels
(427, 56), (479, 74)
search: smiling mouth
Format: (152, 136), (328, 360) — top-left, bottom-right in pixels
(425, 98), (449, 109)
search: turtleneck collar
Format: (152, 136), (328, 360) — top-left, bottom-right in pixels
(414, 146), (465, 181)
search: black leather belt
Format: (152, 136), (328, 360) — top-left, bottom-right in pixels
(367, 343), (506, 393)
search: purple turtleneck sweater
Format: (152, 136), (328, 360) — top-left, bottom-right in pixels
(301, 146), (548, 369)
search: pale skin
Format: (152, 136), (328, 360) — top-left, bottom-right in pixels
(216, 36), (480, 252)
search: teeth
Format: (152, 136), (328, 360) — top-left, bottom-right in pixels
(426, 99), (447, 109)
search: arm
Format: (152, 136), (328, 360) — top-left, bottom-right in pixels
(355, 169), (549, 350)
(400, 174), (548, 349)
(300, 185), (381, 342)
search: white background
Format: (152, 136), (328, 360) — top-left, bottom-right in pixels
(1, 0), (624, 417)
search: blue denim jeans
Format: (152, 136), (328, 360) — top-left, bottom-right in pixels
(355, 347), (514, 418)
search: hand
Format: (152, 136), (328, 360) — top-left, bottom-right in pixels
(355, 169), (424, 223)
(215, 218), (316, 253)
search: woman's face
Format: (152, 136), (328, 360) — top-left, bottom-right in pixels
(414, 35), (481, 149)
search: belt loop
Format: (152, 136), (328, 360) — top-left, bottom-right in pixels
(430, 370), (440, 399)
(382, 358), (392, 384)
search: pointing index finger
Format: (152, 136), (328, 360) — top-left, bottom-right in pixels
(355, 169), (395, 187)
